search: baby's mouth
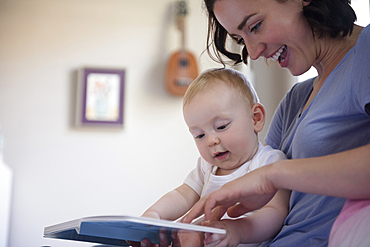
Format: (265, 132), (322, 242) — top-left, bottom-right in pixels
(214, 151), (229, 160)
(271, 45), (287, 63)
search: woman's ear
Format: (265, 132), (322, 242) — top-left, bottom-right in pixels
(252, 103), (265, 133)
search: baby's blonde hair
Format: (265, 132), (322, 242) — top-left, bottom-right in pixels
(183, 68), (259, 109)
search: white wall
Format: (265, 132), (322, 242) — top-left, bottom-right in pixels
(0, 1), (294, 247)
(0, 1), (214, 246)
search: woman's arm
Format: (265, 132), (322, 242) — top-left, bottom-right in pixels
(184, 144), (370, 223)
(270, 144), (370, 199)
(142, 183), (200, 220)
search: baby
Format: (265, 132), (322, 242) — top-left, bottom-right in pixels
(141, 68), (286, 246)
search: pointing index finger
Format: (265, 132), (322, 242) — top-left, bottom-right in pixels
(182, 196), (209, 223)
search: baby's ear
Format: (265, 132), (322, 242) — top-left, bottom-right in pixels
(252, 103), (265, 133)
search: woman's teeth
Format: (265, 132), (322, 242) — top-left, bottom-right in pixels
(271, 45), (286, 62)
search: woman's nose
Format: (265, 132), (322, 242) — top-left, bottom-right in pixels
(245, 38), (266, 60)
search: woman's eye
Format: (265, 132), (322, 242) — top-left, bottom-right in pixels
(231, 36), (244, 45)
(237, 38), (245, 45)
(250, 21), (262, 33)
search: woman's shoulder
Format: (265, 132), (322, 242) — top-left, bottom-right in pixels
(355, 24), (370, 51)
(348, 24), (370, 79)
(360, 24), (370, 37)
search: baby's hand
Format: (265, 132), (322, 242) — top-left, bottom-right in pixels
(172, 229), (204, 247)
(127, 214), (163, 247)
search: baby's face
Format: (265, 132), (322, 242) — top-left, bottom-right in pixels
(183, 80), (259, 175)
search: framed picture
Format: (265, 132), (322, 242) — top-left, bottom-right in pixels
(76, 67), (125, 127)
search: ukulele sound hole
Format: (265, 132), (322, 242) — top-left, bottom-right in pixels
(179, 58), (188, 67)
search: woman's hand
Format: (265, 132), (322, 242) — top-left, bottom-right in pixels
(183, 165), (277, 223)
(201, 219), (246, 247)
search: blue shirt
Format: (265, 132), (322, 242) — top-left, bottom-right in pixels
(264, 24), (370, 246)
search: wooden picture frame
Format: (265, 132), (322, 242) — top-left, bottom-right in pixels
(76, 67), (125, 127)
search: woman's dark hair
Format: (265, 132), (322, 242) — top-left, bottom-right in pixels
(204, 0), (357, 65)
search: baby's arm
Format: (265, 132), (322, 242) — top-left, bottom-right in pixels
(126, 185), (200, 247)
(142, 183), (200, 221)
(204, 189), (290, 246)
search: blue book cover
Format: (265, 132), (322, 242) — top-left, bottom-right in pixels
(44, 215), (226, 246)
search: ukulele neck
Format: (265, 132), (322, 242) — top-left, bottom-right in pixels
(177, 15), (186, 50)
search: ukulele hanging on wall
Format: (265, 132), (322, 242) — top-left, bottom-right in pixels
(166, 0), (198, 96)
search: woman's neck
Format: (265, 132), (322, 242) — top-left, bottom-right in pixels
(301, 25), (363, 114)
(313, 25), (363, 88)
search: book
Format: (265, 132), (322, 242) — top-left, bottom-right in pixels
(44, 215), (226, 246)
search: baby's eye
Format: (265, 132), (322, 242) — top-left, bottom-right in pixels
(217, 123), (229, 130)
(195, 134), (205, 139)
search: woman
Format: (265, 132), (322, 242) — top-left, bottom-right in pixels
(181, 0), (370, 246)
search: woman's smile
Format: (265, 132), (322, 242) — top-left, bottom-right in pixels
(270, 45), (288, 67)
